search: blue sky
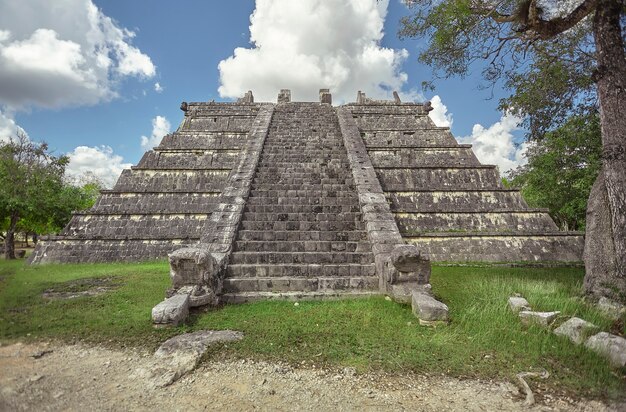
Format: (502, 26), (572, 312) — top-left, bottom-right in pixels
(0, 0), (525, 187)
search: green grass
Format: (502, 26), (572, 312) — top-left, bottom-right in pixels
(0, 259), (624, 399)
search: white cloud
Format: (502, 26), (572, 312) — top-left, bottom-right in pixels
(154, 82), (163, 93)
(140, 115), (171, 150)
(0, 0), (155, 110)
(0, 109), (27, 142)
(66, 145), (132, 188)
(458, 113), (527, 174)
(218, 0), (415, 103)
(428, 95), (452, 128)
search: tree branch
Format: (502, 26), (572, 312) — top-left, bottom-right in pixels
(528, 0), (598, 39)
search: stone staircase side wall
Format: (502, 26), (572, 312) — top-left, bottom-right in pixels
(163, 104), (275, 306)
(197, 104), (276, 258)
(336, 107), (430, 293)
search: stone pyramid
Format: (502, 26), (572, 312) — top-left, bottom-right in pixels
(30, 89), (583, 307)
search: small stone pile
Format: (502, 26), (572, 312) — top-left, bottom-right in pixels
(508, 295), (626, 368)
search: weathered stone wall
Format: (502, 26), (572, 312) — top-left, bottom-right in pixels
(344, 103), (584, 263)
(30, 96), (584, 267)
(29, 102), (267, 264)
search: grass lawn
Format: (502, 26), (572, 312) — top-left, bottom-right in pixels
(0, 258), (624, 399)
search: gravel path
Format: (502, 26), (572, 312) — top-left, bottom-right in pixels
(0, 341), (620, 411)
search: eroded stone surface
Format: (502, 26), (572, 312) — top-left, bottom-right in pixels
(390, 283), (432, 304)
(411, 291), (449, 324)
(508, 297), (531, 313)
(584, 332), (626, 368)
(390, 244), (426, 272)
(553, 317), (598, 345)
(143, 330), (244, 387)
(151, 294), (190, 326)
(519, 311), (560, 327)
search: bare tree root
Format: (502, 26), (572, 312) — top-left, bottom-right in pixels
(516, 370), (550, 406)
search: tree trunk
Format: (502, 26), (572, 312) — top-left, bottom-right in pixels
(4, 211), (18, 260)
(584, 0), (626, 301)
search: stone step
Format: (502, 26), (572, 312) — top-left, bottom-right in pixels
(260, 148), (346, 153)
(248, 189), (359, 198)
(244, 204), (360, 213)
(114, 169), (229, 192)
(234, 240), (371, 253)
(157, 135), (246, 151)
(258, 156), (349, 162)
(386, 190), (529, 213)
(225, 263), (376, 278)
(239, 220), (365, 232)
(229, 251), (374, 265)
(136, 150), (239, 169)
(246, 197), (359, 206)
(93, 192), (221, 214)
(255, 167), (351, 174)
(355, 116), (432, 131)
(237, 230), (368, 242)
(251, 171), (347, 179)
(220, 290), (380, 304)
(405, 233), (584, 263)
(368, 147), (480, 167)
(240, 211), (362, 222)
(223, 276), (378, 293)
(376, 167), (502, 191)
(27, 238), (195, 264)
(395, 211), (558, 233)
(249, 183), (356, 191)
(64, 214), (211, 239)
(185, 117), (254, 132)
(251, 179), (354, 186)
(361, 130), (458, 148)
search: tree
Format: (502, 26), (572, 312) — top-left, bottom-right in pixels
(509, 113), (602, 231)
(400, 0), (625, 301)
(0, 132), (68, 259)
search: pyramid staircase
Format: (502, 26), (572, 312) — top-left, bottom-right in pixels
(222, 103), (378, 301)
(31, 90), (583, 275)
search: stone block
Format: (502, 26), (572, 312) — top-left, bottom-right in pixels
(596, 297), (626, 320)
(152, 294), (190, 326)
(390, 244), (428, 272)
(584, 332), (626, 368)
(145, 330), (244, 387)
(411, 291), (449, 324)
(508, 296), (531, 313)
(168, 247), (217, 288)
(390, 282), (431, 304)
(319, 89), (332, 104)
(519, 311), (560, 327)
(553, 317), (598, 345)
(278, 89), (291, 103)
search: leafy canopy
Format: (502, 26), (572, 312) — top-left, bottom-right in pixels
(400, 0), (600, 139)
(509, 113), (601, 231)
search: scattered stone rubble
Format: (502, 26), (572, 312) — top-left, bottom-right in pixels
(509, 294), (626, 368)
(553, 317), (599, 345)
(508, 296), (531, 313)
(519, 311), (560, 327)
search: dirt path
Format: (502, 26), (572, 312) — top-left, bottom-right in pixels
(0, 341), (620, 411)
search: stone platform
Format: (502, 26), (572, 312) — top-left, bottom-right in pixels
(30, 89), (583, 309)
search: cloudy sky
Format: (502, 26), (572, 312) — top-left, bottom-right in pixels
(0, 0), (526, 187)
